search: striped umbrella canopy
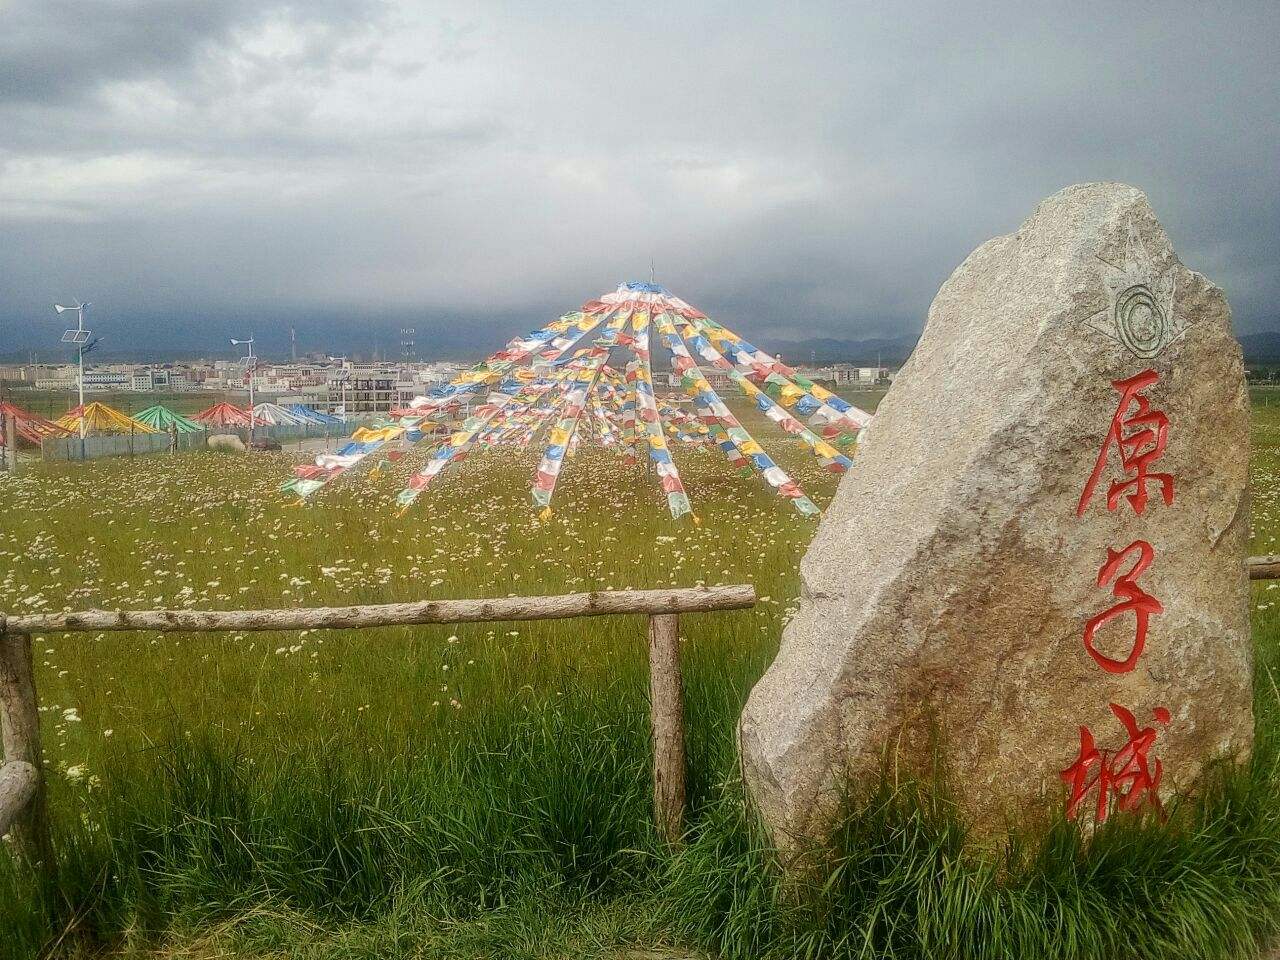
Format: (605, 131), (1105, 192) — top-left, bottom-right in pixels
(56, 402), (157, 435)
(252, 402), (306, 426)
(287, 404), (342, 425)
(193, 402), (258, 429)
(0, 401), (70, 445)
(134, 404), (203, 433)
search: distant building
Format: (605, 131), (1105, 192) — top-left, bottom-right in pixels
(794, 366), (835, 382)
(34, 377), (75, 390)
(82, 371), (129, 389)
(130, 368), (189, 391)
(821, 364), (890, 385)
(327, 364), (399, 414)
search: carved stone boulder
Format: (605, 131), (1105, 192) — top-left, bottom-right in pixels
(740, 182), (1252, 849)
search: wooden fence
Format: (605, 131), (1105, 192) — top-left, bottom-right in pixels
(7, 554), (1280, 879)
(0, 584), (756, 876)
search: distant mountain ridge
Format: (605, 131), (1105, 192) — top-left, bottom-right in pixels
(6, 330), (1279, 367)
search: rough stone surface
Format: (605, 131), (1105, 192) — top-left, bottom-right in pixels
(740, 182), (1252, 849)
(207, 433), (246, 453)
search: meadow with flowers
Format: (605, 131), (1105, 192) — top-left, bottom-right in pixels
(5, 389), (1280, 960)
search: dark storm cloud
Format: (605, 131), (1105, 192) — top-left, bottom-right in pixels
(0, 0), (389, 106)
(2, 0), (249, 105)
(1, 0), (1278, 360)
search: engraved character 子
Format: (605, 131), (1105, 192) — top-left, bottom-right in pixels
(1083, 539), (1162, 674)
(1077, 368), (1174, 517)
(1060, 702), (1171, 823)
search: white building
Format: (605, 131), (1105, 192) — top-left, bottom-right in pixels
(821, 365), (890, 385)
(129, 368), (192, 391)
(82, 371), (129, 389)
(34, 377), (75, 390)
(326, 364), (401, 415)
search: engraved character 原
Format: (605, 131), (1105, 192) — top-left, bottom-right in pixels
(1077, 369), (1174, 517)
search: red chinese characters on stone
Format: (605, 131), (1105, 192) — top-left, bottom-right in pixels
(1082, 539), (1163, 674)
(1076, 369), (1174, 518)
(1064, 367), (1177, 821)
(1061, 703), (1172, 822)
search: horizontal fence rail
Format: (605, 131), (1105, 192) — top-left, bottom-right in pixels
(0, 584), (757, 871)
(4, 585), (756, 636)
(1250, 556), (1280, 580)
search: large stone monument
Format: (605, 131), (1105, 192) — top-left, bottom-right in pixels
(740, 183), (1252, 849)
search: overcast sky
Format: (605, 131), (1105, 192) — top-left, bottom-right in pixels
(1, 0), (1277, 360)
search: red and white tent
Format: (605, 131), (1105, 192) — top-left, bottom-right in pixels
(193, 402), (258, 429)
(0, 401), (71, 445)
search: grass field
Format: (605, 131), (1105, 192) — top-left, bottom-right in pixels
(3, 387), (1280, 959)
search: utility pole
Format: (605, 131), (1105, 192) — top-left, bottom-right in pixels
(232, 337), (256, 448)
(53, 301), (91, 439)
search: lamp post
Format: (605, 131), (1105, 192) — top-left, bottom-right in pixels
(232, 337), (256, 448)
(54, 301), (91, 439)
(327, 356), (349, 422)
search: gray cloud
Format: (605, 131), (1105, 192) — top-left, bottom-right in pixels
(1, 0), (1277, 360)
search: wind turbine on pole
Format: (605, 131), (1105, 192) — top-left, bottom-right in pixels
(54, 301), (91, 439)
(232, 337), (257, 448)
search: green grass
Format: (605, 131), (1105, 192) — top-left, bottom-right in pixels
(1, 388), (1279, 959)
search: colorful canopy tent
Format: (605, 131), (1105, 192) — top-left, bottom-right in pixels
(134, 404), (204, 433)
(56, 402), (158, 436)
(284, 282), (871, 517)
(0, 401), (70, 445)
(286, 404), (341, 425)
(252, 402), (306, 426)
(193, 402), (258, 429)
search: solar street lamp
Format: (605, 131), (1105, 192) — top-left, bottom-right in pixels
(328, 356), (349, 422)
(232, 337), (256, 447)
(54, 300), (91, 438)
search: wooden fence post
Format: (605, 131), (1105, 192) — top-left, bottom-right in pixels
(4, 414), (16, 474)
(647, 612), (686, 845)
(0, 614), (54, 874)
(0, 761), (38, 839)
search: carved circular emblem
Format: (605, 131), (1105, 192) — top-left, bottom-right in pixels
(1113, 284), (1167, 360)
